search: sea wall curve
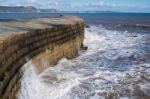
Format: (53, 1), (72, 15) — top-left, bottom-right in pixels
(0, 16), (85, 99)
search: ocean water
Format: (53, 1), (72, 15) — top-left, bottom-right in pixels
(1, 13), (149, 99)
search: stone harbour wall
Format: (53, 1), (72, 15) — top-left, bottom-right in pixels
(0, 16), (85, 99)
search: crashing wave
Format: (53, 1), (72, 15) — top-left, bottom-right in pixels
(115, 24), (150, 29)
(18, 25), (150, 99)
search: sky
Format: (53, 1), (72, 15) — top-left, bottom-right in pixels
(0, 0), (150, 12)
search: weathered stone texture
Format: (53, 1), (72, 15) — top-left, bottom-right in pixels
(0, 16), (84, 99)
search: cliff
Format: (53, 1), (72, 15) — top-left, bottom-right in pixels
(0, 16), (85, 99)
(0, 6), (38, 12)
(0, 6), (59, 13)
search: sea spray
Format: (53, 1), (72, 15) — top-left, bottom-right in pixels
(18, 25), (150, 99)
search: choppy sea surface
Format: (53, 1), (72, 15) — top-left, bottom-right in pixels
(2, 13), (149, 99)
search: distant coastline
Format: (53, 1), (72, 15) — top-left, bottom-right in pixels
(0, 6), (59, 13)
(0, 6), (150, 14)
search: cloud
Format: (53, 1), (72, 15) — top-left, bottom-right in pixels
(0, 0), (60, 9)
(28, 0), (38, 3)
(71, 2), (128, 9)
(48, 2), (59, 8)
(0, 0), (149, 11)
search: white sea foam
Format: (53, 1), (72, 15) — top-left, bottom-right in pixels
(18, 25), (150, 99)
